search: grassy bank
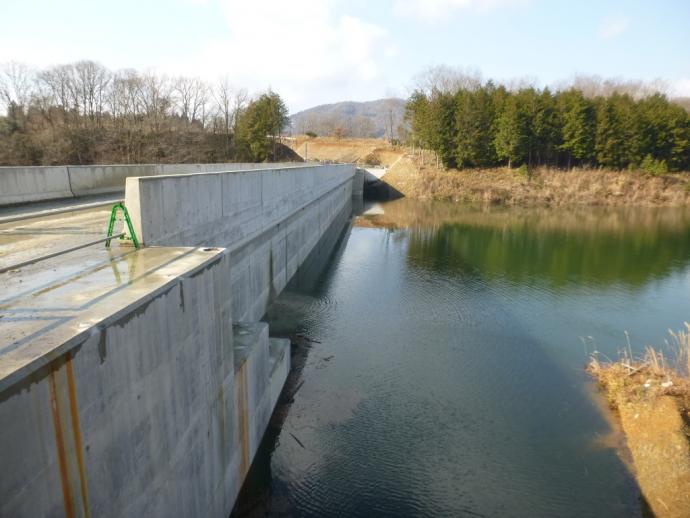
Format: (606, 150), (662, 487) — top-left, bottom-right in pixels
(383, 156), (690, 206)
(287, 136), (690, 206)
(587, 326), (690, 517)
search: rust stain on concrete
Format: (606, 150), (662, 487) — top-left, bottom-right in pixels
(47, 355), (90, 518)
(235, 363), (250, 478)
(66, 354), (90, 518)
(48, 361), (75, 518)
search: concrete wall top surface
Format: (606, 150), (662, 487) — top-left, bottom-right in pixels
(0, 244), (225, 393)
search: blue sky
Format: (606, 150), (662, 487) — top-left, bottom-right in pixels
(1, 0), (688, 112)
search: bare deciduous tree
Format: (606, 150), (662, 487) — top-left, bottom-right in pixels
(558, 75), (669, 100)
(38, 64), (74, 110)
(72, 60), (111, 125)
(0, 61), (35, 111)
(232, 87), (249, 134)
(0, 60), (294, 166)
(413, 65), (482, 97)
(214, 76), (234, 135)
(173, 76), (208, 125)
(139, 72), (171, 131)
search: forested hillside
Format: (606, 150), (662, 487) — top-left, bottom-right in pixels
(290, 98), (406, 140)
(0, 61), (293, 165)
(406, 79), (690, 173)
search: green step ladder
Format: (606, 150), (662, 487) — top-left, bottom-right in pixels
(105, 202), (140, 249)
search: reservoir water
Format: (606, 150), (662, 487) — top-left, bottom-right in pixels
(234, 199), (690, 517)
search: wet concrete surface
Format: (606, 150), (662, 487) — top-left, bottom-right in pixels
(0, 203), (118, 271)
(0, 201), (222, 391)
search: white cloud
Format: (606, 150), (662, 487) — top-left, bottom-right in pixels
(163, 0), (397, 111)
(393, 0), (527, 21)
(599, 16), (630, 39)
(671, 78), (690, 97)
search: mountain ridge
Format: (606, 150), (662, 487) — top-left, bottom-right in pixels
(290, 98), (406, 139)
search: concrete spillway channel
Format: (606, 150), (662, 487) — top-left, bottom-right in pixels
(0, 163), (364, 517)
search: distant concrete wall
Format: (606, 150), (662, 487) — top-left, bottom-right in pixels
(125, 164), (356, 321)
(68, 164), (158, 196)
(0, 166), (73, 205)
(0, 162), (305, 206)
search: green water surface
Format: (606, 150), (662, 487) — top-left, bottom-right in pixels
(236, 199), (690, 518)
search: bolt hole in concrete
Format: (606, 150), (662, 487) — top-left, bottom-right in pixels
(233, 199), (690, 518)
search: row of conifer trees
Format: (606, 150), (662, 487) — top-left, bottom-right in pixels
(405, 83), (690, 173)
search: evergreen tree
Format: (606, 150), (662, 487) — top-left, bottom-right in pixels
(428, 91), (457, 167)
(454, 83), (498, 167)
(595, 94), (639, 169)
(405, 90), (432, 149)
(494, 94), (530, 168)
(669, 108), (690, 171)
(404, 78), (690, 173)
(531, 88), (561, 166)
(635, 93), (690, 171)
(557, 89), (595, 167)
(236, 90), (289, 162)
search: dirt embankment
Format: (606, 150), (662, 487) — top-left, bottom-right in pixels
(289, 136), (404, 166)
(588, 330), (690, 517)
(290, 136), (690, 206)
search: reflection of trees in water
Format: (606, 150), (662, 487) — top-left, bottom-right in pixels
(370, 200), (690, 287)
(363, 198), (690, 235)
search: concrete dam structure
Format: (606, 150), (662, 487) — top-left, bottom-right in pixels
(0, 163), (364, 517)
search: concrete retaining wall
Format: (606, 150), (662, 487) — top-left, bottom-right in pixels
(0, 163), (356, 518)
(361, 166), (387, 182)
(0, 252), (238, 517)
(353, 168), (365, 196)
(125, 164), (354, 248)
(0, 162), (305, 206)
(229, 182), (353, 321)
(0, 249), (292, 518)
(125, 164), (356, 321)
(232, 323), (290, 479)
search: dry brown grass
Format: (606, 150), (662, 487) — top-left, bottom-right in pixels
(289, 137), (690, 207)
(669, 323), (690, 377)
(291, 136), (690, 206)
(587, 326), (690, 407)
(383, 156), (690, 207)
(290, 136), (405, 166)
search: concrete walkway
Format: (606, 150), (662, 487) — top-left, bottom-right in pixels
(0, 203), (117, 271)
(0, 199), (219, 390)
